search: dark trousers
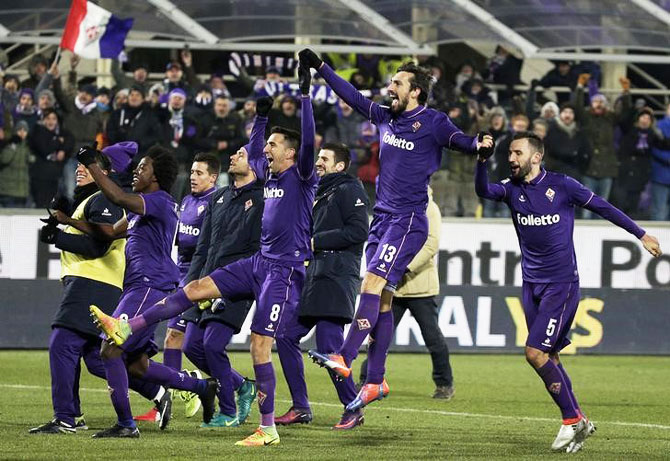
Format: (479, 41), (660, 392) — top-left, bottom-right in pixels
(360, 296), (453, 387)
(49, 327), (159, 426)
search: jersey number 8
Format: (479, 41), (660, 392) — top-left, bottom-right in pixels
(270, 304), (281, 322)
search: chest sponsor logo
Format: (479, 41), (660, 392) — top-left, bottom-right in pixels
(264, 187), (285, 199)
(516, 213), (561, 226)
(179, 222), (200, 236)
(197, 204), (205, 216)
(382, 132), (415, 151)
(545, 188), (555, 202)
(245, 199), (253, 211)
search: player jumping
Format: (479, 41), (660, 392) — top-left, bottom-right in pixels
(299, 49), (493, 412)
(474, 131), (661, 452)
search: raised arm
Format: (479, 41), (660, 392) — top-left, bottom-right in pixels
(474, 159), (507, 201)
(299, 49), (386, 125)
(298, 96), (316, 179)
(248, 97), (272, 181)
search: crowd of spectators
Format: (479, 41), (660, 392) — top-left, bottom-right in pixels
(1, 46), (670, 220)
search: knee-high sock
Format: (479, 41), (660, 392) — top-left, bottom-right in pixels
(535, 360), (580, 421)
(103, 356), (134, 428)
(316, 321), (357, 407)
(142, 360), (207, 394)
(340, 293), (380, 365)
(366, 310), (394, 385)
(557, 362), (582, 414)
(254, 362), (275, 426)
(203, 322), (243, 416)
(277, 334), (310, 411)
(128, 289), (192, 333)
(163, 348), (182, 371)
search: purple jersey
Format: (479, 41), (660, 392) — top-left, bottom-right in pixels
(318, 63), (477, 213)
(124, 190), (180, 290)
(248, 96), (318, 264)
(475, 162), (645, 282)
(176, 187), (216, 280)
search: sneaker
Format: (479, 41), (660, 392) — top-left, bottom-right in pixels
(199, 378), (219, 424)
(275, 407), (313, 425)
(308, 350), (351, 379)
(200, 412), (240, 428)
(551, 418), (586, 451)
(156, 388), (172, 430)
(345, 379), (390, 412)
(236, 379), (256, 424)
(29, 419), (76, 434)
(75, 415), (88, 430)
(332, 410), (364, 431)
(134, 407), (159, 422)
(89, 305), (131, 346)
(235, 426), (280, 446)
(92, 424), (140, 438)
(433, 385), (455, 400)
(566, 419), (596, 453)
(182, 370), (203, 418)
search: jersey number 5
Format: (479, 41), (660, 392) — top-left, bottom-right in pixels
(546, 318), (557, 336)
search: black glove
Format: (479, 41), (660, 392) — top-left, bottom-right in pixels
(40, 208), (59, 227)
(530, 79), (540, 89)
(256, 96), (273, 117)
(39, 224), (59, 244)
(49, 195), (71, 215)
(76, 141), (99, 167)
(299, 48), (322, 69)
(298, 62), (311, 96)
(477, 131), (495, 159)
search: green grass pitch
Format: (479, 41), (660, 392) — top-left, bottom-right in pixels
(1, 351), (669, 459)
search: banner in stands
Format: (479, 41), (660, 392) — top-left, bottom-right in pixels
(1, 213), (668, 352)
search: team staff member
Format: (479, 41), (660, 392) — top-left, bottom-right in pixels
(275, 142), (369, 430)
(30, 150), (165, 434)
(359, 187), (455, 400)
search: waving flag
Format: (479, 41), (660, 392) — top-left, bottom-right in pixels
(60, 0), (133, 59)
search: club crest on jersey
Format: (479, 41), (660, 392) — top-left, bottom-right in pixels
(196, 204), (205, 216)
(245, 199), (253, 211)
(545, 188), (555, 202)
(412, 121), (422, 132)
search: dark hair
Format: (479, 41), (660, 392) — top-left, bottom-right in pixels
(146, 145), (179, 192)
(321, 142), (351, 170)
(214, 94), (230, 102)
(512, 131), (544, 156)
(559, 102), (576, 112)
(396, 61), (434, 105)
(95, 151), (112, 172)
(193, 152), (221, 176)
(270, 126), (301, 154)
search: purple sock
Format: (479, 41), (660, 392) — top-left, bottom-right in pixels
(340, 293), (380, 365)
(535, 360), (580, 421)
(129, 289), (191, 333)
(253, 362), (275, 426)
(103, 357), (135, 428)
(366, 310), (393, 384)
(163, 348), (182, 371)
(557, 362), (582, 415)
(143, 360), (206, 394)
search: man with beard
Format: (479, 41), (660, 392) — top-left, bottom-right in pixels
(474, 131), (661, 453)
(275, 142), (368, 430)
(202, 94), (246, 183)
(298, 49), (493, 413)
(30, 150), (167, 434)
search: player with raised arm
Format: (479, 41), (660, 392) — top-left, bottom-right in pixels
(298, 49), (494, 412)
(74, 145), (217, 437)
(474, 131), (661, 452)
(90, 62), (319, 446)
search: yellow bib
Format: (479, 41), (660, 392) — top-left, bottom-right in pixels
(60, 191), (126, 289)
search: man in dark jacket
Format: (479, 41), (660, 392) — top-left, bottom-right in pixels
(202, 94), (247, 180)
(106, 85), (161, 156)
(544, 103), (592, 180)
(178, 141), (265, 428)
(29, 150), (167, 434)
(275, 142), (369, 430)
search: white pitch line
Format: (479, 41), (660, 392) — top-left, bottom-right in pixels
(3, 383), (669, 431)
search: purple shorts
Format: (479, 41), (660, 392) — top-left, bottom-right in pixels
(209, 253), (305, 338)
(111, 285), (171, 354)
(522, 281), (580, 353)
(365, 211), (428, 286)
